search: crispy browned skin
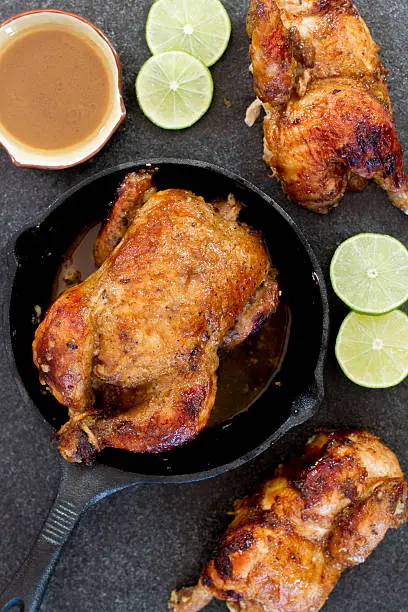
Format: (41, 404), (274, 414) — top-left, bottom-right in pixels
(33, 177), (279, 462)
(264, 78), (408, 213)
(222, 274), (279, 349)
(169, 430), (408, 611)
(247, 0), (408, 214)
(246, 0), (295, 104)
(93, 170), (157, 267)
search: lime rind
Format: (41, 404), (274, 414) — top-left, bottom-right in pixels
(330, 233), (408, 314)
(146, 0), (231, 67)
(335, 310), (408, 388)
(136, 51), (214, 130)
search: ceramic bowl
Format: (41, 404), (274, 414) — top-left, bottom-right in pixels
(0, 9), (126, 169)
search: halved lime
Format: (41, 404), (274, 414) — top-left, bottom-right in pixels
(146, 0), (231, 67)
(330, 233), (408, 314)
(136, 51), (213, 130)
(335, 310), (408, 388)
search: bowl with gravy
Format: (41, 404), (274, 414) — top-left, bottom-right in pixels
(0, 9), (126, 169)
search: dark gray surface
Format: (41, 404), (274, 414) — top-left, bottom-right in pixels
(0, 0), (407, 610)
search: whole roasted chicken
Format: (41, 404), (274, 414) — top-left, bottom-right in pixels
(246, 0), (408, 214)
(169, 430), (408, 611)
(33, 171), (279, 462)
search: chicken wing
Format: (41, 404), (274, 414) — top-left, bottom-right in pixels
(169, 430), (407, 611)
(93, 170), (157, 267)
(247, 0), (408, 214)
(33, 174), (279, 462)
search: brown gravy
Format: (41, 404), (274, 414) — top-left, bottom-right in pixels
(53, 224), (290, 427)
(0, 26), (111, 150)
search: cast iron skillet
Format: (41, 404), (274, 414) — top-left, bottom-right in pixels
(0, 160), (329, 611)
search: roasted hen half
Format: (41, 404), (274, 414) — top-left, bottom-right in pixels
(246, 0), (408, 214)
(169, 430), (408, 611)
(33, 171), (279, 462)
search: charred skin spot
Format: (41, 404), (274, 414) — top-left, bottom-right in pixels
(251, 310), (270, 335)
(214, 549), (233, 579)
(254, 0), (267, 21)
(201, 574), (212, 588)
(180, 384), (207, 418)
(364, 157), (381, 171)
(341, 477), (358, 501)
(383, 152), (396, 177)
(188, 345), (201, 371)
(214, 530), (255, 579)
(228, 530), (255, 553)
(264, 511), (280, 530)
(356, 122), (381, 150)
(115, 420), (136, 435)
(339, 122), (398, 179)
(294, 454), (359, 504)
(119, 278), (131, 284)
(225, 590), (243, 601)
(263, 77), (293, 102)
(76, 430), (97, 464)
(59, 426), (97, 464)
(66, 341), (78, 350)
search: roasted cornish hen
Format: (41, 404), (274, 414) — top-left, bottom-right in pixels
(33, 172), (279, 462)
(169, 430), (407, 612)
(246, 0), (408, 214)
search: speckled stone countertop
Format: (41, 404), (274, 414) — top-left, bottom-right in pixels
(0, 1), (407, 610)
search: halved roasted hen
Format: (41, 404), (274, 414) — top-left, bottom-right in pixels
(247, 0), (408, 214)
(33, 172), (279, 462)
(169, 430), (408, 611)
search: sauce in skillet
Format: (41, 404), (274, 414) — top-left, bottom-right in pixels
(53, 224), (290, 426)
(0, 26), (111, 150)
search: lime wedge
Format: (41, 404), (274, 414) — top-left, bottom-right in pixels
(146, 0), (231, 67)
(330, 233), (408, 314)
(136, 51), (213, 130)
(335, 310), (408, 388)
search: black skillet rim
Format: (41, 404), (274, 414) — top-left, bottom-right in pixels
(2, 158), (330, 484)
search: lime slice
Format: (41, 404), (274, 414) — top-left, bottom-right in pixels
(330, 233), (408, 314)
(146, 0), (231, 67)
(136, 51), (213, 130)
(335, 310), (408, 388)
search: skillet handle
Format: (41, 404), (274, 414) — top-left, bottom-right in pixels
(0, 461), (130, 612)
(0, 496), (83, 612)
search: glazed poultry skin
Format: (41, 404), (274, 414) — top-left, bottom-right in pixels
(246, 0), (408, 214)
(33, 172), (279, 462)
(93, 170), (157, 267)
(169, 430), (408, 612)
